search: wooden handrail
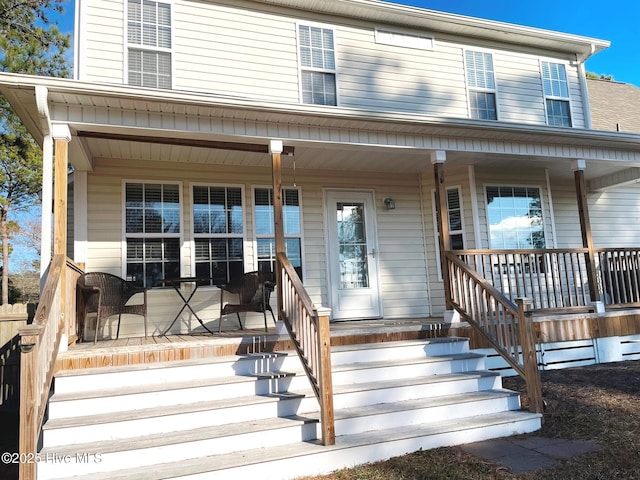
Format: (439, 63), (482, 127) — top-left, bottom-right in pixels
(18, 255), (83, 480)
(446, 251), (543, 414)
(277, 252), (335, 445)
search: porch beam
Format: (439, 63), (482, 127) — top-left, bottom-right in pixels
(588, 167), (640, 192)
(77, 131), (295, 155)
(432, 150), (453, 310)
(573, 159), (599, 301)
(270, 140), (285, 318)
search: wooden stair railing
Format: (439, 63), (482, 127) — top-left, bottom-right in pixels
(18, 255), (83, 480)
(277, 252), (335, 445)
(445, 251), (544, 415)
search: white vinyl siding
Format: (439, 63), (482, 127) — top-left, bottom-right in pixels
(77, 0), (587, 126)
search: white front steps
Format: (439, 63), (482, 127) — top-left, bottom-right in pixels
(39, 337), (541, 479)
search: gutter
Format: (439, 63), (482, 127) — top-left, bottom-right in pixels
(1, 72), (639, 149)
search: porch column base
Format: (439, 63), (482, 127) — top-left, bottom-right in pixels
(275, 320), (288, 336)
(443, 310), (460, 324)
(591, 300), (605, 314)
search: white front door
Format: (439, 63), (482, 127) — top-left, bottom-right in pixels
(325, 190), (382, 320)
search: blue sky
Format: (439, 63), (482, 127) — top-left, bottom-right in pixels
(53, 0), (639, 86)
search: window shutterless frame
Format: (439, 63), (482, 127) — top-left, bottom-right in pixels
(463, 48), (499, 121)
(189, 183), (246, 285)
(252, 185), (305, 279)
(539, 60), (573, 127)
(124, 0), (174, 89)
(296, 20), (339, 106)
(122, 180), (183, 288)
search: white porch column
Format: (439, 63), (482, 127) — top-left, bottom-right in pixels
(431, 150), (459, 323)
(572, 159), (600, 303)
(270, 140), (284, 320)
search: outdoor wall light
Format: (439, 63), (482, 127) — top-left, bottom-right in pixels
(383, 197), (396, 210)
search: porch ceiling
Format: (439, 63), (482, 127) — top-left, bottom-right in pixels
(77, 134), (639, 181)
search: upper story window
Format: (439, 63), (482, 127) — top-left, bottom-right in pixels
(541, 62), (571, 127)
(465, 50), (497, 120)
(254, 187), (303, 279)
(125, 182), (181, 287)
(127, 0), (172, 88)
(298, 24), (337, 106)
(193, 185), (244, 284)
(486, 186), (545, 249)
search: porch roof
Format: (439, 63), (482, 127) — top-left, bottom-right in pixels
(2, 73), (640, 180)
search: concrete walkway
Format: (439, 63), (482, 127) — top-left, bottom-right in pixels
(462, 436), (601, 474)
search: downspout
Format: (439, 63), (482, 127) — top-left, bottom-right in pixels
(577, 45), (595, 129)
(35, 86), (53, 287)
(418, 172), (433, 316)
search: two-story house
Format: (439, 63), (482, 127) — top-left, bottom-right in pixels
(3, 1), (640, 479)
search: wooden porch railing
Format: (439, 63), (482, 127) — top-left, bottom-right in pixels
(596, 248), (640, 307)
(454, 249), (592, 311)
(453, 247), (640, 311)
(277, 252), (335, 445)
(18, 255), (83, 480)
(445, 252), (544, 414)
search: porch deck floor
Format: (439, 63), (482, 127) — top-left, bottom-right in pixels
(57, 318), (447, 371)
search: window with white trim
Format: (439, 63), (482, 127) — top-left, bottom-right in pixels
(433, 187), (465, 278)
(298, 24), (337, 106)
(541, 62), (571, 127)
(465, 50), (497, 120)
(486, 186), (545, 249)
(125, 182), (180, 287)
(254, 187), (303, 279)
(127, 0), (172, 88)
(193, 186), (244, 285)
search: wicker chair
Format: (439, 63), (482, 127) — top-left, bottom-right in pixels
(218, 271), (276, 333)
(77, 272), (148, 343)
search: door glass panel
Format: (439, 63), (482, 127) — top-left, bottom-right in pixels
(336, 202), (369, 289)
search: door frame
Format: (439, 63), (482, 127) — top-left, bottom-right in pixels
(323, 188), (383, 320)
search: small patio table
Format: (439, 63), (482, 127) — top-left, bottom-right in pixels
(161, 277), (216, 335)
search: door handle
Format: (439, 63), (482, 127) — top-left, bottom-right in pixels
(368, 248), (376, 258)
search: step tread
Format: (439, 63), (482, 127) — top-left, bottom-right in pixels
(329, 352), (484, 373)
(309, 389), (519, 421)
(57, 411), (540, 480)
(44, 391), (310, 430)
(51, 373), (264, 402)
(329, 370), (499, 396)
(329, 337), (468, 354)
(54, 351), (289, 378)
(41, 414), (318, 456)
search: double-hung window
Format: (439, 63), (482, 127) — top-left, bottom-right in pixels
(486, 186), (545, 249)
(254, 187), (303, 278)
(465, 50), (497, 120)
(127, 0), (172, 88)
(125, 182), (181, 287)
(298, 24), (337, 106)
(193, 186), (244, 284)
(541, 62), (571, 127)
